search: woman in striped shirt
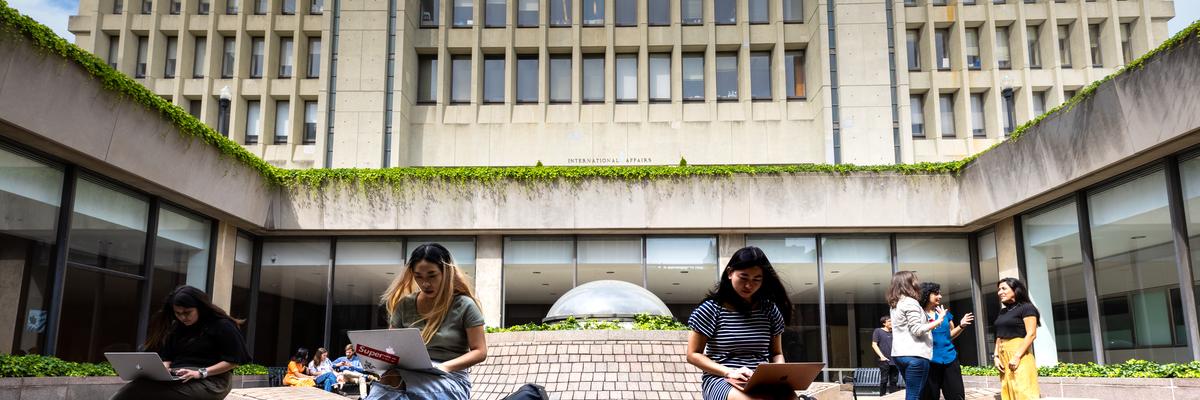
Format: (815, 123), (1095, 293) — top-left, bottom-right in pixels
(686, 246), (795, 400)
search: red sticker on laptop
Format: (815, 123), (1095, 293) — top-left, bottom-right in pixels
(355, 344), (399, 365)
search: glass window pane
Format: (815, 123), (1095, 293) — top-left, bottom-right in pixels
(822, 236), (892, 368)
(486, 0), (505, 27)
(615, 54), (637, 101)
(682, 53), (704, 100)
(977, 231), (1000, 357)
(615, 0), (635, 26)
(549, 0), (571, 25)
(245, 100), (261, 143)
(1027, 25), (1041, 68)
(1089, 24), (1102, 67)
(648, 0), (668, 25)
(911, 94), (924, 137)
(716, 53), (737, 100)
(582, 55), (604, 102)
(517, 55), (538, 103)
(251, 37), (264, 78)
(455, 0), (473, 26)
(518, 0), (537, 26)
(452, 55), (471, 103)
(966, 28), (980, 69)
(149, 205), (212, 317)
(682, 0), (701, 24)
(549, 55), (571, 102)
(783, 0), (802, 22)
(997, 27), (1011, 69)
(193, 36), (206, 78)
(746, 236), (821, 362)
(421, 0), (440, 26)
(749, 0), (767, 23)
(332, 239), (404, 353)
(1182, 156), (1200, 338)
(939, 93), (955, 137)
(231, 233), (254, 322)
(785, 51), (805, 98)
(503, 237), (574, 326)
(897, 236), (978, 366)
(419, 55), (438, 102)
(751, 52), (771, 100)
(1023, 200), (1091, 363)
(255, 239), (330, 366)
(405, 237), (477, 280)
(274, 100), (289, 143)
(646, 236), (717, 322)
(222, 37), (235, 78)
(303, 101), (318, 143)
(907, 29), (921, 71)
(1059, 25), (1072, 67)
(68, 175), (149, 276)
(135, 36), (147, 78)
(307, 38), (321, 78)
(577, 236), (642, 285)
(484, 56), (505, 103)
(57, 268), (141, 362)
(715, 0), (734, 24)
(583, 0), (603, 25)
(935, 29), (949, 70)
(279, 37), (293, 78)
(164, 37), (178, 78)
(649, 54), (670, 101)
(971, 93), (985, 137)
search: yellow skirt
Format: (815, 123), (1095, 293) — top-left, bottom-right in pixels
(997, 338), (1040, 400)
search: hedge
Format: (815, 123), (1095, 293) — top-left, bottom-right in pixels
(0, 355), (268, 378)
(961, 359), (1200, 378)
(486, 314), (688, 333)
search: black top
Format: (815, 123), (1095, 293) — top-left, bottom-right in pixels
(160, 318), (252, 369)
(872, 328), (894, 365)
(993, 302), (1040, 339)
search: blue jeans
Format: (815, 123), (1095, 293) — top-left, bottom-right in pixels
(894, 356), (930, 400)
(315, 372), (338, 392)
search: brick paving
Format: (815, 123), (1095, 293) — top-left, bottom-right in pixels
(229, 387), (348, 400)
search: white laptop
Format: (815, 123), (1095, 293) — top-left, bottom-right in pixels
(347, 328), (445, 376)
(104, 352), (182, 381)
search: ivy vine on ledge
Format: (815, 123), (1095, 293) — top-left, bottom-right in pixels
(1, 0), (1197, 189)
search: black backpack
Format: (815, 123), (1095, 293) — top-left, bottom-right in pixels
(501, 383), (549, 400)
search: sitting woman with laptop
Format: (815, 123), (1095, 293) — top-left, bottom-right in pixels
(365, 243), (488, 400)
(686, 246), (797, 400)
(109, 285), (251, 400)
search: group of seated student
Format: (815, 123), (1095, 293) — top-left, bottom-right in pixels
(282, 344), (372, 395)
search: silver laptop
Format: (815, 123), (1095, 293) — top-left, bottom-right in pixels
(347, 328), (445, 375)
(104, 352), (182, 381)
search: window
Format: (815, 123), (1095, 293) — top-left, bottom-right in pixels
(615, 0), (635, 26)
(147, 203), (216, 357)
(549, 0), (570, 25)
(486, 0), (505, 27)
(939, 94), (955, 138)
(1032, 90), (1046, 116)
(226, 0), (238, 14)
(715, 0), (734, 25)
(546, 54), (571, 102)
(450, 56), (470, 103)
(164, 36), (178, 78)
(454, 0), (473, 27)
(250, 37), (264, 78)
(193, 36), (206, 78)
(502, 237), (575, 325)
(198, 0), (209, 14)
(682, 0), (701, 25)
(783, 0), (803, 23)
(649, 53), (670, 101)
(911, 94), (924, 137)
(648, 0), (668, 26)
(966, 28), (981, 69)
(1089, 23), (1102, 67)
(189, 99), (202, 118)
(749, 0), (768, 24)
(1059, 24), (1072, 68)
(905, 0), (916, 6)
(582, 54), (604, 102)
(329, 239), (407, 353)
(518, 0), (537, 27)
(1064, 90), (1076, 101)
(107, 36), (119, 68)
(1121, 23), (1132, 64)
(171, 0), (181, 14)
(421, 0), (439, 27)
(583, 0), (603, 26)
(785, 51), (805, 99)
(220, 37), (244, 79)
(418, 55), (438, 103)
(310, 0), (323, 14)
(483, 55), (505, 103)
(303, 100), (317, 143)
(306, 37), (321, 78)
(682, 53), (704, 100)
(1027, 25), (1041, 68)
(897, 236), (980, 366)
(970, 93), (985, 137)
(278, 37), (294, 78)
(245, 100), (261, 143)
(906, 29), (921, 71)
(750, 51), (771, 100)
(135, 35), (148, 78)
(996, 26), (1011, 69)
(517, 55), (538, 103)
(141, 0), (152, 14)
(274, 100), (289, 144)
(253, 240), (329, 365)
(113, 0), (123, 13)
(935, 28), (950, 70)
(255, 0), (267, 14)
(282, 0), (296, 14)
(716, 52), (737, 100)
(1002, 89), (1015, 135)
(933, 0), (946, 5)
(615, 54), (637, 102)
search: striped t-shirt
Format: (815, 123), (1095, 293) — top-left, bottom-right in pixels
(687, 299), (786, 373)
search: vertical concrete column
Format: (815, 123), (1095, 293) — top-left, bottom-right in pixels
(474, 235), (504, 327)
(717, 234), (746, 272)
(209, 220), (238, 311)
(994, 217), (1020, 280)
(835, 0), (896, 164)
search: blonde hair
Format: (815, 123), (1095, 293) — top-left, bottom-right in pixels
(380, 243), (480, 344)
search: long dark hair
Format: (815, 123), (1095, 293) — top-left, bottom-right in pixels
(886, 271), (921, 308)
(998, 277), (1040, 326)
(292, 348), (311, 364)
(703, 246), (793, 324)
(144, 285), (243, 350)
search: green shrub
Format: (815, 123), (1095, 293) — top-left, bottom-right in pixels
(486, 314), (687, 333)
(0, 354), (115, 377)
(232, 364), (269, 375)
(632, 314), (688, 331)
(961, 359), (1200, 378)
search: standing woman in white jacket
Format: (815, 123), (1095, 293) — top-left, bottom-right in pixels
(886, 271), (946, 400)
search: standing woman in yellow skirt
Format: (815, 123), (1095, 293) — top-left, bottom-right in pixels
(991, 278), (1040, 400)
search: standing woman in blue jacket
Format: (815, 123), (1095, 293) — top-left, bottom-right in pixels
(886, 271), (945, 400)
(918, 282), (974, 400)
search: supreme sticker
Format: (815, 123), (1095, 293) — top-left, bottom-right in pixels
(355, 344), (399, 365)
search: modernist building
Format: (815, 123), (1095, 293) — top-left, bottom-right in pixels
(1, 0), (1191, 376)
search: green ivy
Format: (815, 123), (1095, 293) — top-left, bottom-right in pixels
(485, 314), (687, 333)
(960, 359), (1200, 378)
(0, 355), (270, 378)
(231, 363), (269, 375)
(0, 0), (1197, 189)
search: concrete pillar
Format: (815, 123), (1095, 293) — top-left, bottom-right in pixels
(994, 218), (1021, 280)
(475, 235), (503, 328)
(209, 220), (238, 311)
(718, 234), (746, 273)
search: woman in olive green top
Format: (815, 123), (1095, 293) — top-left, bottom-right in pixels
(365, 243), (488, 400)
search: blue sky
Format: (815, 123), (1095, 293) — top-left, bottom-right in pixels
(8, 0), (1200, 50)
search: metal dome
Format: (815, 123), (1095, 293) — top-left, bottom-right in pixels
(543, 280), (673, 322)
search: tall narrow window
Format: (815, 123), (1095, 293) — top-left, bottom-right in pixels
(1027, 25), (1041, 68)
(250, 37), (264, 78)
(1089, 23), (1102, 67)
(113, 0), (124, 13)
(193, 36), (206, 78)
(454, 0), (474, 27)
(451, 55), (471, 103)
(518, 0), (537, 27)
(485, 0), (505, 27)
(1032, 90), (1046, 116)
(996, 26), (1011, 69)
(785, 50), (805, 99)
(171, 0), (182, 14)
(226, 0), (239, 14)
(421, 0), (439, 27)
(911, 94), (925, 137)
(278, 37), (294, 78)
(1002, 89), (1015, 135)
(517, 54), (538, 103)
(682, 53), (704, 100)
(549, 54), (571, 102)
(583, 0), (603, 26)
(582, 54), (604, 102)
(970, 93), (985, 137)
(906, 29), (921, 71)
(164, 36), (178, 78)
(303, 101), (317, 144)
(939, 93), (955, 138)
(615, 0), (635, 26)
(282, 0), (296, 14)
(648, 53), (670, 101)
(222, 37), (236, 78)
(715, 0), (734, 25)
(135, 35), (148, 78)
(310, 0), (323, 14)
(716, 52), (737, 100)
(189, 99), (202, 118)
(933, 0), (946, 5)
(783, 0), (802, 22)
(648, 0), (668, 26)
(750, 51), (771, 100)
(749, 0), (768, 24)
(549, 0), (570, 25)
(255, 0), (267, 14)
(935, 28), (950, 70)
(274, 100), (289, 144)
(966, 28), (981, 69)
(306, 38), (321, 78)
(1121, 23), (1132, 64)
(615, 54), (637, 102)
(198, 0), (210, 14)
(682, 0), (701, 25)
(107, 36), (120, 68)
(1058, 24), (1072, 68)
(483, 55), (505, 103)
(142, 0), (152, 14)
(245, 100), (261, 144)
(418, 55), (438, 103)
(905, 0), (916, 6)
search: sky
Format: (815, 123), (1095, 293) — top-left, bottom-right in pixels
(7, 0), (1200, 50)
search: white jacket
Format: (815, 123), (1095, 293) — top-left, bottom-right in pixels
(889, 295), (933, 360)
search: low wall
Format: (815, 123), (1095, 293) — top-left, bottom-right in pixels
(963, 375), (1200, 399)
(0, 375), (269, 400)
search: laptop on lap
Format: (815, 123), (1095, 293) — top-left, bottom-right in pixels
(347, 328), (445, 376)
(105, 352), (182, 381)
(742, 362), (825, 393)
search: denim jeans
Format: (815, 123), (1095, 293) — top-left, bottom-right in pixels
(894, 356), (930, 400)
(314, 372), (338, 392)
